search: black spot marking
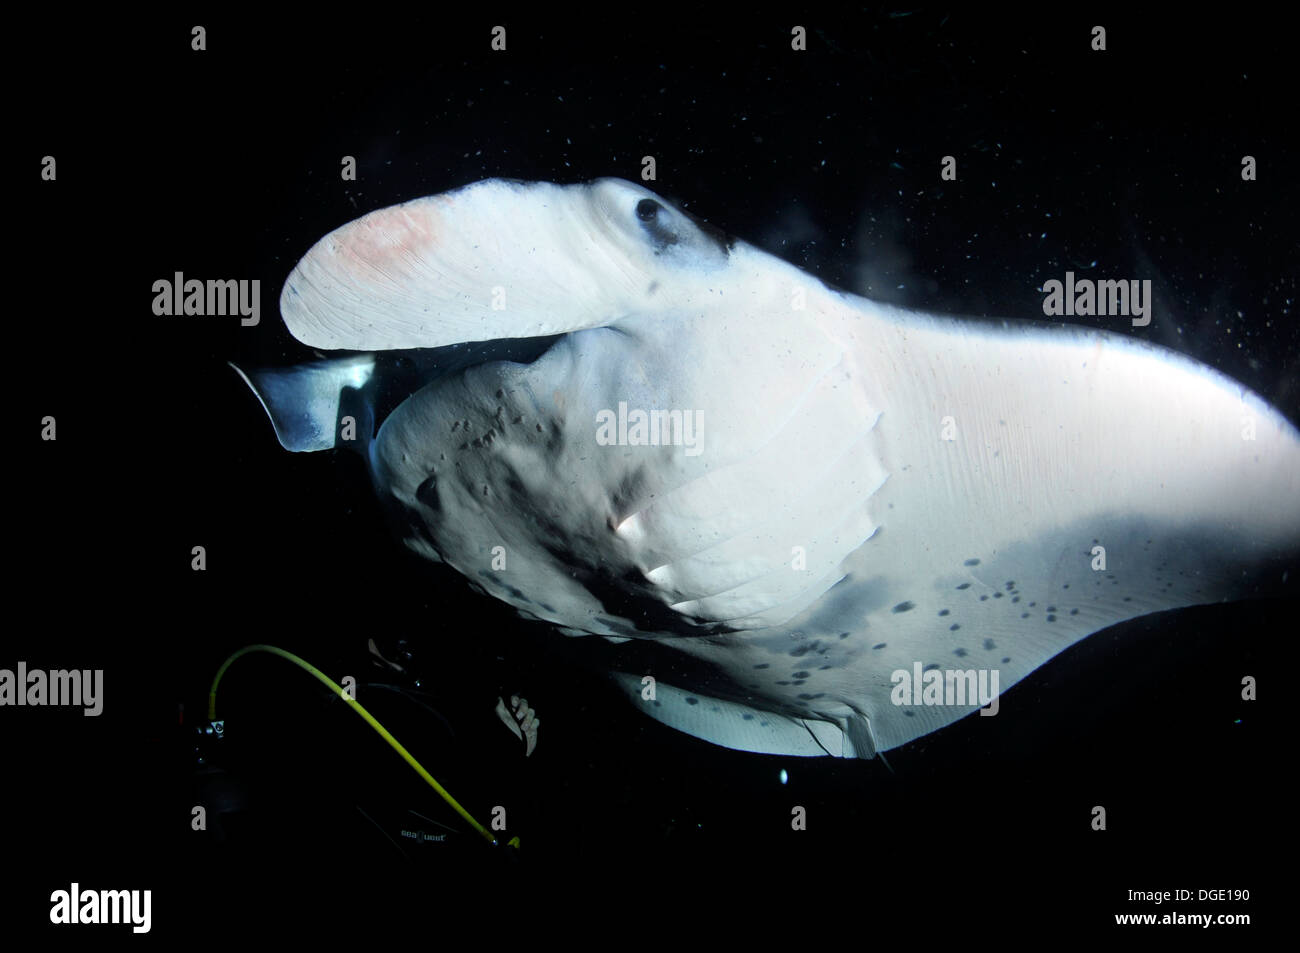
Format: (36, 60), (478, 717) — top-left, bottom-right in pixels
(1012, 596), (1020, 603)
(1123, 596), (1132, 602)
(819, 664), (833, 670)
(760, 721), (769, 727)
(903, 710), (915, 717)
(953, 648), (968, 657)
(1021, 612), (1030, 619)
(993, 591), (1003, 598)
(949, 623), (961, 631)
(1047, 606), (1057, 612)
(1070, 608), (1079, 615)
(654, 700), (662, 707)
(1005, 581), (1015, 589)
(983, 638), (997, 651)
(742, 713), (753, 720)
(938, 609), (950, 616)
(792, 679), (806, 686)
(956, 583), (971, 590)
(964, 558), (981, 566)
(416, 474), (440, 510)
(798, 693), (825, 700)
(1046, 614), (1056, 622)
(1063, 583), (1070, 589)
(923, 663), (940, 672)
(792, 671), (810, 679)
(636, 198), (662, 221)
(872, 642), (887, 650)
(892, 601), (916, 613)
(979, 595), (988, 601)
(753, 663), (770, 669)
(685, 697), (698, 705)
(1001, 656), (1011, 663)
(790, 645), (811, 657)
(776, 680), (791, 686)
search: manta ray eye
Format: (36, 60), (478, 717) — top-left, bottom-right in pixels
(629, 189), (731, 260)
(636, 198), (662, 221)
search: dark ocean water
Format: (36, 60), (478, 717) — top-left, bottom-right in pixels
(14, 9), (1293, 938)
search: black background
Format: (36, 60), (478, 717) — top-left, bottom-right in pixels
(12, 8), (1293, 938)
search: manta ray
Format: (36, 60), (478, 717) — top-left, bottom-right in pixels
(235, 177), (1300, 759)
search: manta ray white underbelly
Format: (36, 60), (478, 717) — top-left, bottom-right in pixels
(236, 177), (1300, 758)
